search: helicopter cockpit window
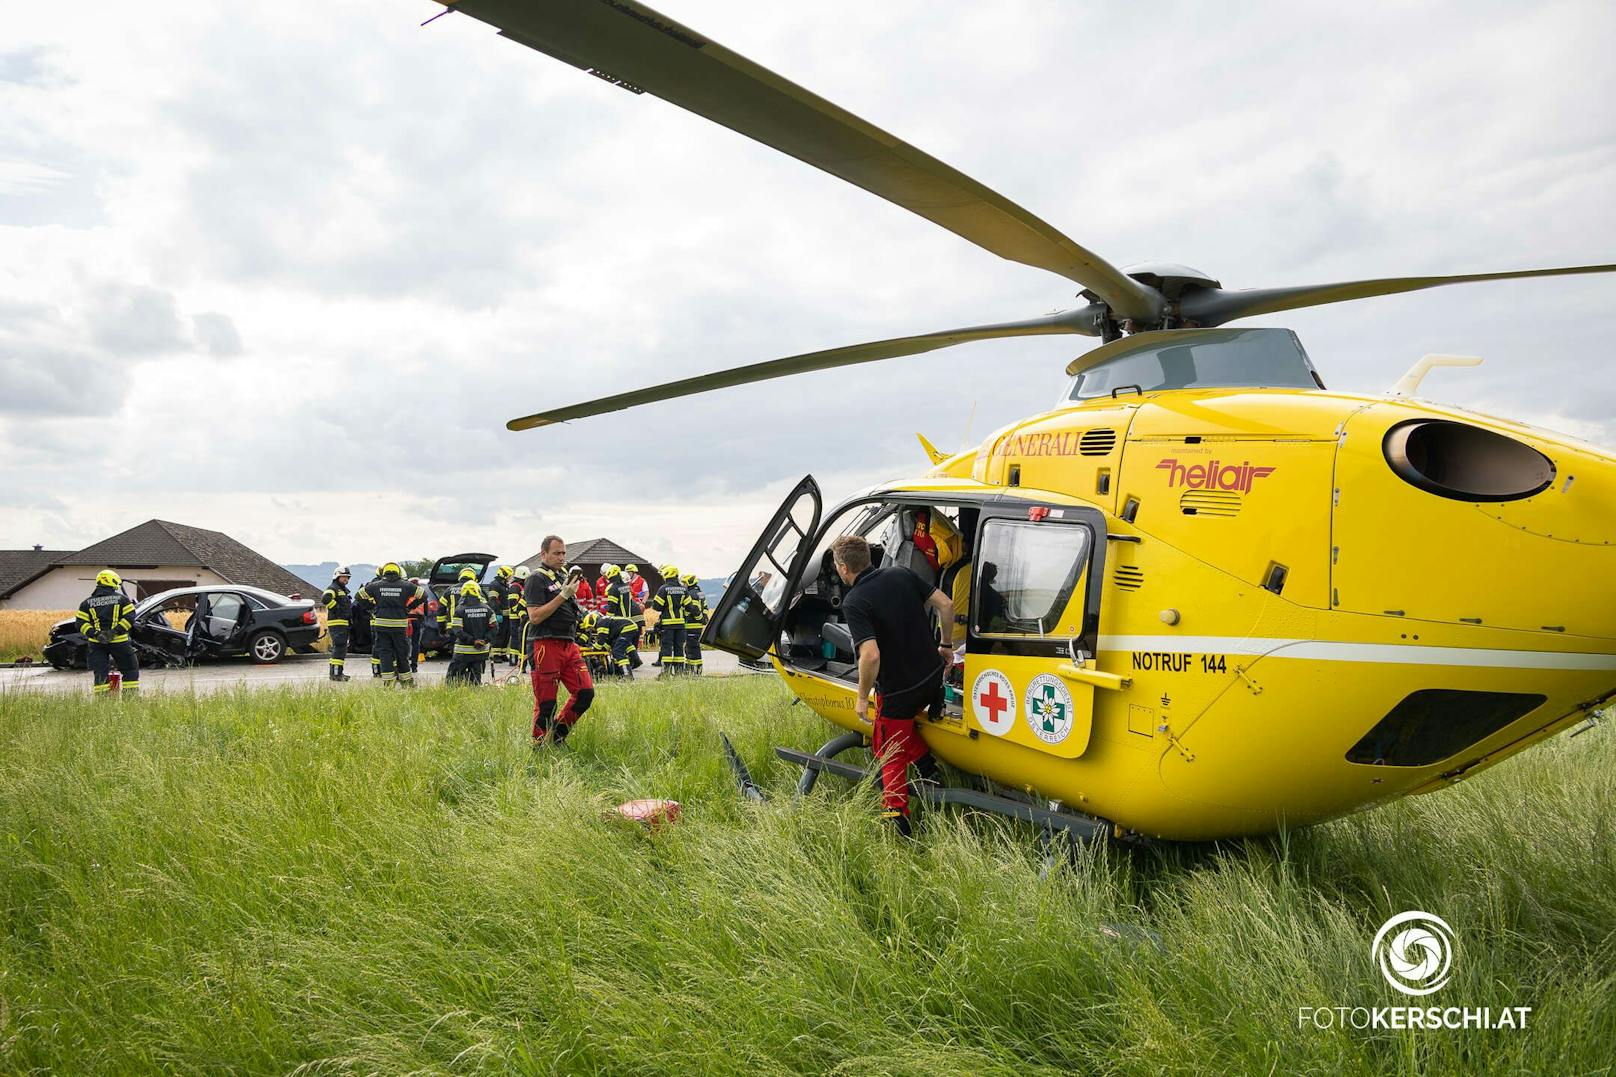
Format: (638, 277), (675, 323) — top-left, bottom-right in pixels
(974, 520), (1090, 638)
(1066, 328), (1321, 400)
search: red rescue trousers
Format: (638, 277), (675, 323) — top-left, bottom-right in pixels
(870, 713), (931, 816)
(530, 638), (594, 739)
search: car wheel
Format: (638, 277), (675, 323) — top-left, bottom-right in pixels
(248, 630), (286, 664)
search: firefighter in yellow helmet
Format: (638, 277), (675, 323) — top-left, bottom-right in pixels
(446, 580), (493, 685)
(680, 572), (707, 675)
(77, 569), (140, 696)
(649, 563), (690, 677)
(487, 565), (515, 664)
(599, 564), (643, 677)
(354, 562), (426, 685)
(509, 565), (532, 671)
(437, 566), (479, 644)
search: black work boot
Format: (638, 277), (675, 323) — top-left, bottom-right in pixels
(882, 810), (914, 839)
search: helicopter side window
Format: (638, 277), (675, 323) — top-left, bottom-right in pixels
(973, 520), (1091, 638)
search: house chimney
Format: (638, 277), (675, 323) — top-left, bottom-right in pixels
(33, 544), (42, 551)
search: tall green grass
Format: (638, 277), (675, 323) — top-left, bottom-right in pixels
(1, 678), (1612, 1074)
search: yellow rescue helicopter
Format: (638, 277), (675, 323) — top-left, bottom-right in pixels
(424, 0), (1616, 840)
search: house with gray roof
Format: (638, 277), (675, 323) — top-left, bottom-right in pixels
(0, 520), (315, 610)
(517, 538), (666, 595)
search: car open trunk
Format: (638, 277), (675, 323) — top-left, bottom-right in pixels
(428, 552), (498, 589)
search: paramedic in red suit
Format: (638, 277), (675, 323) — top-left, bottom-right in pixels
(573, 574), (595, 612)
(527, 535), (594, 746)
(834, 535), (954, 836)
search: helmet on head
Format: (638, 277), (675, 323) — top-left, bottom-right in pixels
(457, 566), (478, 582)
(335, 566), (352, 578)
(514, 565), (531, 580)
(660, 564), (679, 580)
(95, 569), (122, 589)
(581, 610), (598, 629)
(381, 562), (403, 579)
(681, 572), (697, 587)
(625, 563), (639, 575)
(497, 565), (514, 579)
(461, 581), (482, 598)
(604, 563), (622, 579)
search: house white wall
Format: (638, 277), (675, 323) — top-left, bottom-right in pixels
(1, 566), (230, 610)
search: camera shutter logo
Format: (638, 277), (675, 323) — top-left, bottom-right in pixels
(1372, 911), (1455, 996)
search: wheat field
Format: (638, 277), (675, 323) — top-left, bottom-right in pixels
(0, 610), (71, 663)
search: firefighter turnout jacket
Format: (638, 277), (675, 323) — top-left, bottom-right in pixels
(322, 579), (352, 627)
(650, 579), (689, 627)
(452, 596), (494, 656)
(683, 584), (707, 631)
(356, 576), (427, 629)
(605, 579), (642, 623)
(486, 578), (511, 625)
(77, 584), (136, 644)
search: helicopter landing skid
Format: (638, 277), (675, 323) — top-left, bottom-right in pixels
(768, 737), (1118, 845)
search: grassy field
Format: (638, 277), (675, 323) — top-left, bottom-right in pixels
(0, 610), (70, 663)
(1, 677), (1612, 1074)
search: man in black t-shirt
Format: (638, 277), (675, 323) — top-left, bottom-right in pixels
(526, 535), (594, 746)
(835, 534), (956, 836)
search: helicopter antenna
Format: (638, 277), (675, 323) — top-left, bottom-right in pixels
(960, 400), (978, 454)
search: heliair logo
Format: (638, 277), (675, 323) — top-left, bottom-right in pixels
(1297, 911), (1532, 1032)
(1155, 457), (1276, 493)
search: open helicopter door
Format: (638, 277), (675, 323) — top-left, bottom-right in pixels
(703, 476), (822, 661)
(960, 502), (1107, 759)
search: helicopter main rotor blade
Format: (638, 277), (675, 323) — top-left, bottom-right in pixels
(1181, 263), (1616, 326)
(434, 0), (1163, 323)
(506, 308), (1099, 430)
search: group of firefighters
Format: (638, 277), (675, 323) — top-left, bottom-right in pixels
(75, 516), (961, 835)
(314, 557), (710, 687)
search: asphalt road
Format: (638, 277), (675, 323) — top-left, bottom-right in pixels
(0, 648), (749, 697)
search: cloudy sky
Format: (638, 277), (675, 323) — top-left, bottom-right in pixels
(3, 0), (1614, 576)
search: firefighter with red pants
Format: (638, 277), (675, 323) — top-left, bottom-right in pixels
(406, 577), (432, 673)
(486, 565), (514, 663)
(834, 535), (953, 837)
(527, 536), (593, 746)
(321, 567), (353, 681)
(355, 563), (426, 686)
(649, 564), (689, 678)
(78, 569), (140, 696)
(680, 572), (707, 675)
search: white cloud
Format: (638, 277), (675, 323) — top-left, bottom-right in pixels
(1, 0), (1614, 577)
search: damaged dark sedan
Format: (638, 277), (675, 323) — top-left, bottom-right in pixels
(43, 585), (323, 670)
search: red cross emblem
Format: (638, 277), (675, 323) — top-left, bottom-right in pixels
(978, 679), (1011, 724)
